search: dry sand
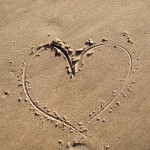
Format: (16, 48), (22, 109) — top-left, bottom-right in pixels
(0, 0), (150, 150)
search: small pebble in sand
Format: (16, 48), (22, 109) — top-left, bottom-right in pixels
(51, 118), (54, 123)
(4, 91), (10, 96)
(65, 44), (71, 49)
(20, 91), (24, 95)
(18, 97), (22, 102)
(25, 80), (30, 84)
(121, 92), (126, 97)
(10, 71), (14, 74)
(122, 32), (128, 37)
(65, 65), (69, 69)
(53, 111), (59, 116)
(85, 39), (96, 45)
(62, 127), (66, 131)
(109, 109), (112, 113)
(18, 83), (23, 87)
(36, 53), (41, 57)
(92, 111), (96, 113)
(70, 130), (73, 133)
(89, 112), (93, 116)
(127, 39), (131, 43)
(47, 109), (51, 112)
(9, 61), (13, 64)
(72, 56), (80, 62)
(44, 105), (47, 109)
(28, 87), (32, 90)
(86, 51), (94, 57)
(128, 87), (132, 92)
(97, 117), (100, 121)
(76, 48), (84, 52)
(137, 57), (140, 60)
(30, 47), (35, 54)
(111, 106), (114, 110)
(89, 134), (93, 138)
(78, 122), (83, 126)
(101, 101), (104, 109)
(130, 41), (133, 44)
(67, 142), (71, 148)
(34, 111), (40, 116)
(104, 145), (110, 150)
(113, 90), (116, 93)
(68, 48), (74, 53)
(55, 122), (59, 127)
(89, 111), (96, 116)
(115, 102), (121, 106)
(24, 98), (28, 102)
(58, 140), (63, 145)
(113, 105), (117, 108)
(112, 91), (116, 97)
(56, 49), (62, 55)
(102, 119), (106, 122)
(89, 39), (96, 45)
(101, 38), (108, 42)
(67, 67), (72, 73)
(81, 128), (88, 132)
(58, 123), (63, 128)
(73, 139), (81, 145)
(63, 116), (68, 121)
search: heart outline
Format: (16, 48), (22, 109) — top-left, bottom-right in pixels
(22, 40), (132, 138)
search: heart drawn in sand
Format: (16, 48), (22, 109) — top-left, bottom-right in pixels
(22, 39), (132, 137)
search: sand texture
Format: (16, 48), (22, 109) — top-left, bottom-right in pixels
(0, 0), (150, 150)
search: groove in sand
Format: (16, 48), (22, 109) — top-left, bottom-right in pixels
(22, 42), (132, 137)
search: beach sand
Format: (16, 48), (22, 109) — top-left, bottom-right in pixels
(0, 0), (150, 150)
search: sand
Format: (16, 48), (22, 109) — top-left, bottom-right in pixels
(0, 0), (150, 150)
